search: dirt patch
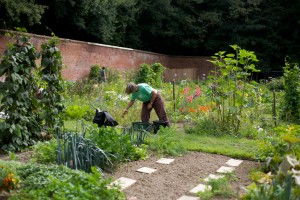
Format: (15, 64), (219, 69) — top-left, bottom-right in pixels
(110, 151), (261, 200)
(0, 151), (33, 163)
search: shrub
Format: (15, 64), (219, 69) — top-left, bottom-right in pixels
(185, 117), (222, 136)
(88, 126), (142, 167)
(89, 64), (101, 81)
(265, 77), (284, 91)
(31, 140), (57, 164)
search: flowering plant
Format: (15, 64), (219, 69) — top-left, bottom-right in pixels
(0, 166), (18, 192)
(179, 85), (210, 113)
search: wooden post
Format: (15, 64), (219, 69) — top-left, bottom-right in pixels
(273, 90), (277, 126)
(173, 80), (175, 112)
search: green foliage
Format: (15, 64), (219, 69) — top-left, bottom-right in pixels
(185, 117), (222, 136)
(88, 126), (142, 166)
(241, 170), (299, 200)
(281, 61), (300, 124)
(11, 163), (125, 200)
(56, 130), (112, 173)
(147, 126), (186, 156)
(64, 105), (90, 120)
(198, 175), (235, 200)
(256, 125), (300, 165)
(265, 77), (284, 91)
(40, 36), (65, 134)
(208, 45), (260, 135)
(89, 64), (101, 81)
(135, 63), (165, 88)
(0, 0), (46, 27)
(0, 32), (42, 151)
(32, 140), (57, 164)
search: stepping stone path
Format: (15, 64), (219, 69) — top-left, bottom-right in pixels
(112, 158), (244, 199)
(136, 167), (157, 174)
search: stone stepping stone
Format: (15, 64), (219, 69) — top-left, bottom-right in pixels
(190, 183), (212, 194)
(216, 166), (235, 173)
(177, 195), (200, 200)
(110, 177), (136, 191)
(156, 158), (175, 164)
(204, 174), (224, 182)
(226, 159), (243, 167)
(136, 167), (157, 174)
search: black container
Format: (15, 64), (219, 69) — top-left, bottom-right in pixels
(153, 121), (168, 134)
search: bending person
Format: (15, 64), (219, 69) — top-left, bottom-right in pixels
(123, 82), (170, 126)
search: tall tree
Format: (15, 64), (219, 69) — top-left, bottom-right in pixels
(0, 0), (46, 28)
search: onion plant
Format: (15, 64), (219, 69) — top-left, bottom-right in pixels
(56, 129), (113, 173)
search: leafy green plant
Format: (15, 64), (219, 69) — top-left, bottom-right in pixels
(11, 163), (125, 200)
(56, 130), (113, 173)
(241, 169), (300, 200)
(151, 63), (165, 88)
(198, 175), (235, 200)
(185, 117), (222, 136)
(89, 64), (101, 81)
(257, 125), (300, 163)
(265, 77), (284, 91)
(40, 36), (65, 135)
(0, 31), (42, 151)
(64, 105), (90, 120)
(32, 140), (57, 164)
(281, 61), (300, 123)
(135, 63), (165, 88)
(88, 126), (142, 166)
(135, 63), (155, 85)
(147, 126), (186, 156)
(208, 45), (260, 135)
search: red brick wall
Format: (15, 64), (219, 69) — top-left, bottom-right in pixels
(0, 31), (214, 82)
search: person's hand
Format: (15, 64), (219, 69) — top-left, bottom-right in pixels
(122, 109), (128, 117)
(147, 102), (153, 110)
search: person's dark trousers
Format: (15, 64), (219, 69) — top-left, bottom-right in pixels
(141, 93), (170, 126)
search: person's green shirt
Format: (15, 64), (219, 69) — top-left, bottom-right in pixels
(131, 83), (153, 102)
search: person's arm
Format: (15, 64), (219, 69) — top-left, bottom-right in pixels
(122, 100), (135, 117)
(147, 90), (157, 110)
(149, 90), (157, 104)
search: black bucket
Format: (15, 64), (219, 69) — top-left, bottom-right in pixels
(153, 121), (168, 134)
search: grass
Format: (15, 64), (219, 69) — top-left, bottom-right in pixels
(184, 134), (257, 160)
(63, 120), (258, 160)
(172, 131), (258, 160)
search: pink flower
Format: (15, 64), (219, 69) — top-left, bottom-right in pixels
(186, 95), (193, 103)
(182, 87), (190, 95)
(194, 85), (201, 97)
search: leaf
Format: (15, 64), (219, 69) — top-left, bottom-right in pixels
(282, 136), (300, 144)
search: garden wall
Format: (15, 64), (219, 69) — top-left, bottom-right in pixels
(0, 31), (214, 82)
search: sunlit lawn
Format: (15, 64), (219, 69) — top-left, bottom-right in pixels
(64, 119), (258, 160)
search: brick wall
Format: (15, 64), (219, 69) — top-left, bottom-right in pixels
(0, 31), (214, 82)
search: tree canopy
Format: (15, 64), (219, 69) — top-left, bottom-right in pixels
(0, 0), (299, 74)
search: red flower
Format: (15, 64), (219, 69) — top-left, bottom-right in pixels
(186, 95), (193, 103)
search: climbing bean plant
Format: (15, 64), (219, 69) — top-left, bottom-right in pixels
(40, 36), (65, 134)
(0, 32), (41, 151)
(281, 61), (300, 123)
(208, 45), (260, 135)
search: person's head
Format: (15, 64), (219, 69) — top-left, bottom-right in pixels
(102, 67), (105, 70)
(125, 82), (138, 94)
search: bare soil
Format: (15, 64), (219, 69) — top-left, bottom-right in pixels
(110, 151), (261, 200)
(0, 151), (261, 200)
